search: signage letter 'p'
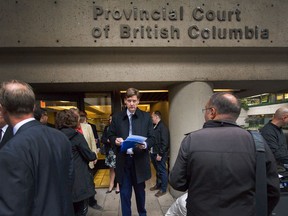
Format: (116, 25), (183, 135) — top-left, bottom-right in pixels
(93, 6), (103, 20)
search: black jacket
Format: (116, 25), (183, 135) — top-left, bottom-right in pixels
(260, 121), (288, 164)
(108, 108), (155, 184)
(0, 120), (74, 216)
(152, 120), (170, 156)
(60, 127), (96, 202)
(101, 125), (113, 155)
(170, 120), (280, 216)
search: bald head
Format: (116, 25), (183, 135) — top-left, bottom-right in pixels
(271, 106), (288, 127)
(274, 107), (288, 119)
(205, 92), (241, 122)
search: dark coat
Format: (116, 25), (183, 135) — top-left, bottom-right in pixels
(0, 120), (74, 216)
(260, 121), (288, 164)
(108, 108), (155, 184)
(170, 120), (280, 216)
(152, 120), (170, 157)
(60, 127), (97, 202)
(101, 125), (113, 155)
(0, 125), (13, 149)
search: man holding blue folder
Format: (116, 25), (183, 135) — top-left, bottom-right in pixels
(108, 87), (155, 216)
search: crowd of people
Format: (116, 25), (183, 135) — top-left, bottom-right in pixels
(0, 80), (286, 216)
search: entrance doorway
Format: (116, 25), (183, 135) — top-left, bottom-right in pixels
(35, 90), (169, 188)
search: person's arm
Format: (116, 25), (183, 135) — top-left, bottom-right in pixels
(0, 151), (34, 216)
(261, 129), (280, 157)
(78, 134), (97, 162)
(107, 115), (121, 153)
(169, 136), (190, 191)
(264, 143), (280, 215)
(159, 124), (169, 157)
(144, 113), (155, 150)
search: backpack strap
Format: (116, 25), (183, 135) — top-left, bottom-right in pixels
(248, 130), (267, 216)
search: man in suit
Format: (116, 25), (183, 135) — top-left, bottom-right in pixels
(150, 111), (170, 197)
(0, 80), (74, 216)
(108, 87), (155, 216)
(0, 112), (13, 149)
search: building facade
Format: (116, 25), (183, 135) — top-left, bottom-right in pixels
(0, 0), (288, 197)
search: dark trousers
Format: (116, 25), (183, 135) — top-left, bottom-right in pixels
(120, 156), (146, 216)
(88, 168), (97, 206)
(150, 153), (168, 192)
(73, 199), (88, 216)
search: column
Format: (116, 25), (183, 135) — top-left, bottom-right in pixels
(169, 81), (213, 197)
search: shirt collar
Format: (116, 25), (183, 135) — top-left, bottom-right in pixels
(13, 118), (35, 135)
(127, 109), (134, 117)
(1, 124), (8, 133)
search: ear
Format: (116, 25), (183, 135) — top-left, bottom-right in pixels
(209, 107), (217, 120)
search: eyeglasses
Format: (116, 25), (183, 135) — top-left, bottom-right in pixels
(201, 107), (213, 113)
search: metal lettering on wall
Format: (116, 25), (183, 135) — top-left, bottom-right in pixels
(0, 0), (285, 47)
(92, 4), (269, 41)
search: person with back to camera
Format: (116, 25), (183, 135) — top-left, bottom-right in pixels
(101, 114), (120, 194)
(169, 92), (280, 216)
(108, 87), (155, 216)
(0, 80), (74, 216)
(55, 109), (97, 216)
(33, 105), (48, 125)
(260, 106), (288, 171)
(70, 108), (102, 211)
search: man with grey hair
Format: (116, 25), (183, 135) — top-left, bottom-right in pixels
(0, 80), (74, 216)
(260, 106), (288, 166)
(170, 92), (280, 216)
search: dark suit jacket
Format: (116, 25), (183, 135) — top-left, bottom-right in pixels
(0, 125), (13, 149)
(0, 120), (74, 216)
(153, 120), (170, 157)
(108, 108), (155, 184)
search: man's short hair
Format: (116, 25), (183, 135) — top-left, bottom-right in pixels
(125, 88), (141, 99)
(34, 106), (47, 121)
(0, 80), (35, 115)
(154, 111), (162, 119)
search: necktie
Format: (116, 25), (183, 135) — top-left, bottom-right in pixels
(129, 114), (133, 135)
(0, 128), (2, 142)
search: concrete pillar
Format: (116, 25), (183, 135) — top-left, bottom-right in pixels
(169, 82), (213, 197)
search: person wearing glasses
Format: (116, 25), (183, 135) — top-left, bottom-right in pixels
(169, 92), (280, 216)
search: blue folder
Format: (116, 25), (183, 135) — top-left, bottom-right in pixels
(120, 135), (147, 152)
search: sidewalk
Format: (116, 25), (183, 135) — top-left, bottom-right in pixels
(87, 176), (175, 216)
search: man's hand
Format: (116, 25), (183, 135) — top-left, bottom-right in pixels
(136, 143), (145, 149)
(115, 137), (124, 146)
(156, 154), (162, 161)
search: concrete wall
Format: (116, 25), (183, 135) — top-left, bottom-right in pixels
(0, 0), (287, 47)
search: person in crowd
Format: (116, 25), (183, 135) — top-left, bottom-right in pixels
(0, 80), (74, 216)
(33, 105), (48, 125)
(150, 110), (170, 197)
(70, 108), (102, 210)
(55, 109), (97, 216)
(260, 106), (288, 168)
(165, 193), (187, 216)
(169, 92), (280, 216)
(79, 111), (100, 148)
(101, 114), (120, 194)
(0, 110), (13, 149)
(108, 87), (155, 216)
